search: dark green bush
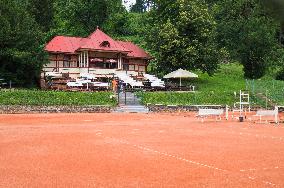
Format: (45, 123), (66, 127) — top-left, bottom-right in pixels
(276, 69), (284, 81)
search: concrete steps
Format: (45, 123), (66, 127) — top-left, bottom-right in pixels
(114, 105), (149, 113)
(114, 91), (149, 113)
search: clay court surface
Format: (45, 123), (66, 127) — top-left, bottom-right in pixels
(0, 113), (284, 188)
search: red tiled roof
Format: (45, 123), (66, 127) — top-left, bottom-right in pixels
(45, 28), (151, 59)
(80, 29), (129, 52)
(117, 41), (152, 59)
(45, 36), (83, 53)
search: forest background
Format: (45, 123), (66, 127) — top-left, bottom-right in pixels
(0, 0), (284, 87)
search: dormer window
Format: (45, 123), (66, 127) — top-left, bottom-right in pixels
(100, 41), (110, 47)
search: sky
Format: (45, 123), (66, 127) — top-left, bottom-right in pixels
(123, 0), (136, 10)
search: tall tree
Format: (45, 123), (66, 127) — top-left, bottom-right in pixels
(214, 0), (281, 79)
(53, 0), (108, 36)
(0, 0), (46, 87)
(146, 0), (222, 75)
(262, 0), (284, 44)
(28, 0), (54, 32)
(52, 0), (125, 37)
(130, 0), (147, 13)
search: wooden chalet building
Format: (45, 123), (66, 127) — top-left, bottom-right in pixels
(44, 28), (152, 79)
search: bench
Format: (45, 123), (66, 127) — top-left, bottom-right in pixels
(197, 108), (225, 122)
(253, 106), (279, 124)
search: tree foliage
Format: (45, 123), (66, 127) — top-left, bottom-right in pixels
(130, 0), (147, 13)
(27, 0), (55, 32)
(0, 0), (46, 87)
(52, 0), (109, 36)
(146, 0), (222, 75)
(214, 0), (281, 79)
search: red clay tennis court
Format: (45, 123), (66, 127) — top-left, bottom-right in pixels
(0, 113), (284, 187)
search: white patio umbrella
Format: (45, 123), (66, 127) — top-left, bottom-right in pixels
(163, 68), (198, 87)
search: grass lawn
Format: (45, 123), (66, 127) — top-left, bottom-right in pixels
(0, 90), (117, 106)
(249, 79), (284, 106)
(138, 63), (284, 107)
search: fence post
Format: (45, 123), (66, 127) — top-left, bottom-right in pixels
(225, 105), (229, 120)
(117, 91), (120, 104)
(125, 90), (127, 105)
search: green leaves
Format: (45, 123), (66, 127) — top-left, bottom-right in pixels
(146, 0), (221, 75)
(0, 90), (117, 106)
(0, 0), (46, 87)
(52, 0), (126, 37)
(214, 0), (280, 79)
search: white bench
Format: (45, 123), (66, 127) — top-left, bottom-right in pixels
(254, 106), (279, 124)
(197, 108), (225, 122)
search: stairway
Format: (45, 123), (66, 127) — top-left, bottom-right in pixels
(144, 73), (165, 87)
(115, 72), (143, 87)
(114, 92), (149, 113)
(115, 105), (149, 113)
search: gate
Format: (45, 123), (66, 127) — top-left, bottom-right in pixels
(115, 88), (149, 113)
(117, 89), (139, 106)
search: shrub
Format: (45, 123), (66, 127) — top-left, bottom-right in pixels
(276, 69), (284, 81)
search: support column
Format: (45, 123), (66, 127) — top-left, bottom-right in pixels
(80, 52), (83, 67)
(118, 53), (122, 70)
(87, 51), (89, 73)
(78, 53), (81, 67)
(83, 51), (86, 67)
(86, 51), (89, 68)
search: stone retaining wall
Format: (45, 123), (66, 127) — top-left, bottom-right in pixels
(0, 105), (113, 114)
(147, 105), (222, 113)
(147, 104), (266, 113)
(0, 104), (278, 114)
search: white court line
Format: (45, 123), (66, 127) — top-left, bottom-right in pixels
(95, 133), (277, 187)
(101, 136), (228, 173)
(83, 120), (93, 122)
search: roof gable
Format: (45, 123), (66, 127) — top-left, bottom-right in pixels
(79, 28), (129, 52)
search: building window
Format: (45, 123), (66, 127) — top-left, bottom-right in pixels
(106, 59), (117, 69)
(100, 41), (110, 47)
(139, 66), (146, 72)
(63, 61), (70, 67)
(90, 58), (103, 68)
(129, 65), (135, 71)
(63, 55), (71, 67)
(123, 64), (129, 71)
(89, 58), (118, 69)
(94, 62), (105, 68)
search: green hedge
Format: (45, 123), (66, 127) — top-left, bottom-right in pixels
(0, 90), (117, 106)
